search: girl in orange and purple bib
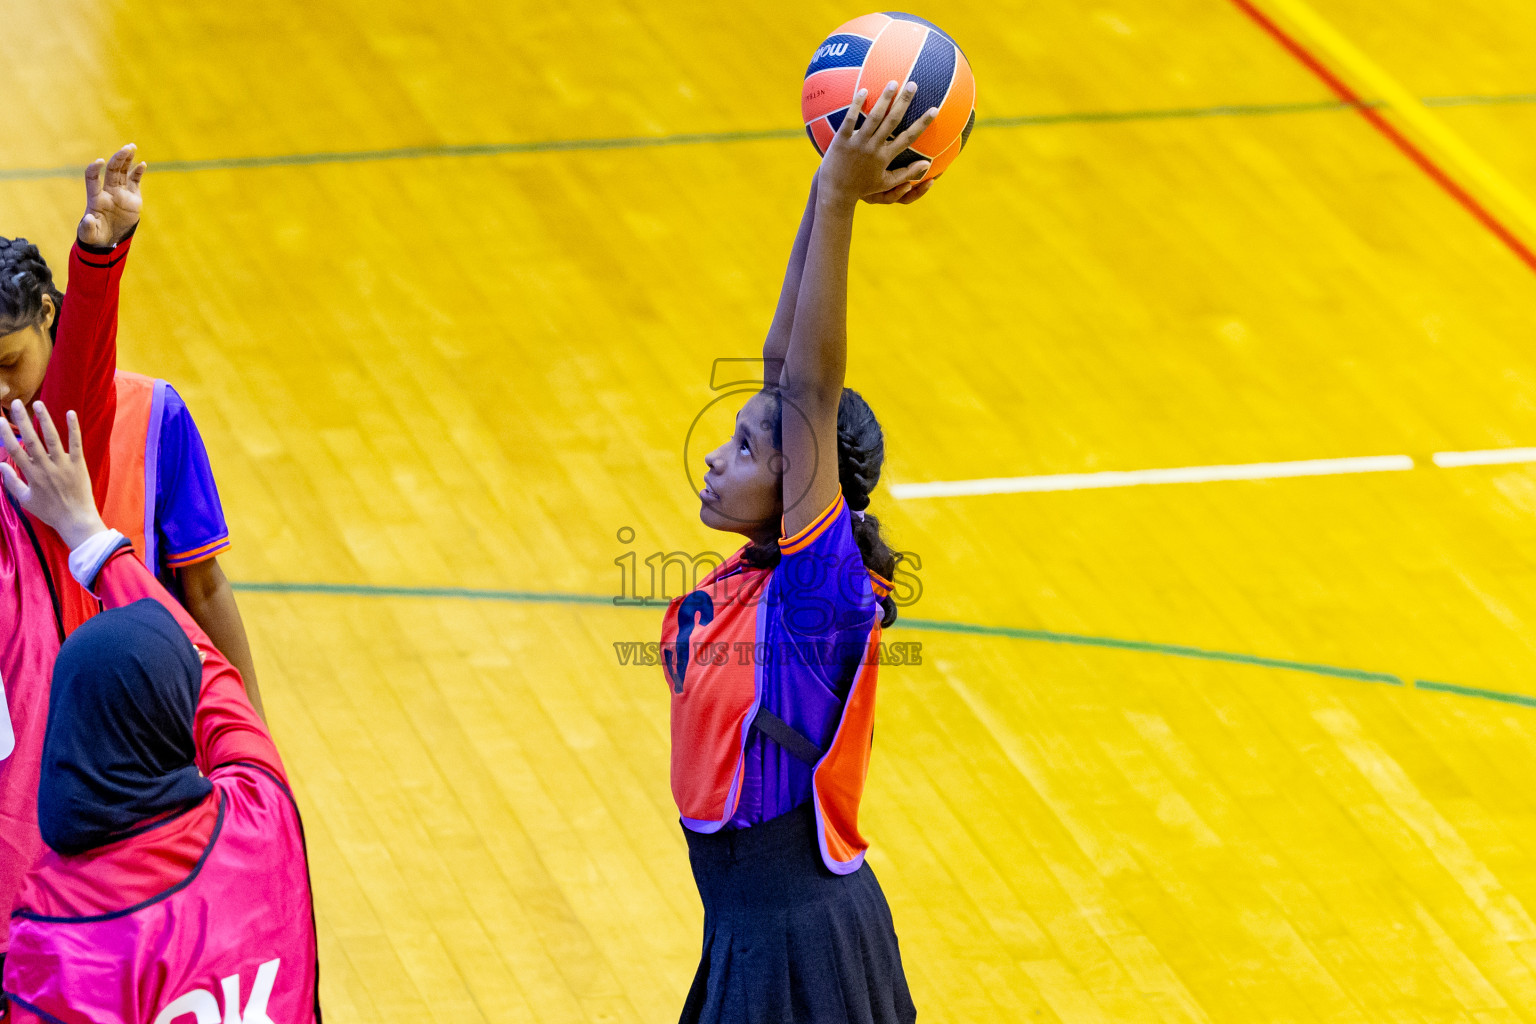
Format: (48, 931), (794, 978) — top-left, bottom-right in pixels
(665, 82), (938, 1024)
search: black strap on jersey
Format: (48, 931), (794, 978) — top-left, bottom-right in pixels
(749, 706), (826, 766)
(9, 493), (64, 643)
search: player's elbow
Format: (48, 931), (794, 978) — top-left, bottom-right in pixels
(778, 376), (842, 412)
(177, 556), (229, 610)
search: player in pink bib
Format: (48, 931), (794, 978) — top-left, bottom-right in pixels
(0, 403), (319, 1024)
(667, 82), (938, 1024)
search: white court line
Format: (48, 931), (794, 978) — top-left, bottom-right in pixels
(896, 447), (1536, 499)
(891, 455), (1417, 499)
(1432, 448), (1536, 468)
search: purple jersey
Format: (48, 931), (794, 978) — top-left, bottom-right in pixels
(152, 385), (230, 590)
(728, 496), (881, 828)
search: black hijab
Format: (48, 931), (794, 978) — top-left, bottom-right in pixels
(38, 598), (212, 855)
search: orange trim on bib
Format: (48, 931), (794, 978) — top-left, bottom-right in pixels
(812, 623), (881, 873)
(163, 536), (231, 568)
(868, 570), (893, 599)
(780, 494), (845, 556)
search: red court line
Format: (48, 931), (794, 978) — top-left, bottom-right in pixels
(1226, 0), (1536, 273)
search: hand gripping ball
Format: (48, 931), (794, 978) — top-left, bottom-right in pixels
(801, 12), (976, 182)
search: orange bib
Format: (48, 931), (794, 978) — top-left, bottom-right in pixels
(664, 555), (771, 831)
(102, 371), (164, 574)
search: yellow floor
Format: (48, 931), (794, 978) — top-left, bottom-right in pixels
(6, 0), (1536, 1020)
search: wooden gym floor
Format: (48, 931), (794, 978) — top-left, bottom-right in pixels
(6, 0), (1536, 1019)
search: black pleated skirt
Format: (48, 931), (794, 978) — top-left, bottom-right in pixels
(679, 804), (917, 1024)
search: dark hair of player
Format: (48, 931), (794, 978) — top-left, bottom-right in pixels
(0, 238), (62, 341)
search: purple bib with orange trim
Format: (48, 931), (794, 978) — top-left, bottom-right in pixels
(664, 494), (890, 874)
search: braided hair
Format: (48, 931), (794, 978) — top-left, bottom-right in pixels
(742, 386), (901, 626)
(0, 238), (62, 341)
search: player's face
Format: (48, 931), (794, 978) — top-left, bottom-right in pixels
(0, 302), (54, 408)
(699, 390), (783, 538)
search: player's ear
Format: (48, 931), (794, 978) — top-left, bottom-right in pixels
(41, 293), (57, 332)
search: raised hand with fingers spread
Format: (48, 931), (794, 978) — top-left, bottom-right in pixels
(0, 400), (106, 550)
(818, 81), (940, 209)
(77, 143), (147, 248)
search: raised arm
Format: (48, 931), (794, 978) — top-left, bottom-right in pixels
(778, 82), (937, 536)
(764, 150), (940, 383)
(762, 175), (820, 384)
(0, 401), (282, 781)
(38, 144), (146, 507)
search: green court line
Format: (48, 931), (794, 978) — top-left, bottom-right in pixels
(898, 616), (1404, 684)
(231, 579), (615, 605)
(233, 579), (1536, 710)
(1414, 679), (1536, 708)
(231, 578), (1408, 688)
(1423, 92), (1536, 108)
(0, 129), (804, 182)
(980, 98), (1357, 128)
(4, 91), (1534, 182)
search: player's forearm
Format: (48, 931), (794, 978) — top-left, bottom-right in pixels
(781, 197), (854, 403)
(41, 231), (133, 507)
(180, 558), (265, 722)
(764, 174), (820, 383)
(83, 549), (277, 772)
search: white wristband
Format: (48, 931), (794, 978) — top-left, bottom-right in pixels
(68, 529), (130, 591)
